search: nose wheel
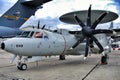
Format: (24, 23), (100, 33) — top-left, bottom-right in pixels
(17, 62), (27, 71)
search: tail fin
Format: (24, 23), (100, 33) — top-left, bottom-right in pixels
(109, 22), (113, 29)
(0, 0), (52, 28)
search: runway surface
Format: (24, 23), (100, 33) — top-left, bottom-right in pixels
(0, 49), (120, 80)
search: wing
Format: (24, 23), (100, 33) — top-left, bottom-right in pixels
(69, 28), (120, 36)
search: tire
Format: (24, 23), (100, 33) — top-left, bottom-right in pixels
(101, 55), (108, 64)
(59, 55), (65, 60)
(20, 63), (27, 71)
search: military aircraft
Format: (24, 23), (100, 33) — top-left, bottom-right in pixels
(1, 5), (119, 71)
(0, 0), (52, 38)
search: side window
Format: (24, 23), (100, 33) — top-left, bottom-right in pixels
(34, 32), (43, 38)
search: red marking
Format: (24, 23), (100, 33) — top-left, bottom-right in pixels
(113, 48), (115, 50)
(34, 32), (43, 38)
(118, 48), (120, 50)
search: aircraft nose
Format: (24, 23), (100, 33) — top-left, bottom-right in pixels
(1, 42), (5, 50)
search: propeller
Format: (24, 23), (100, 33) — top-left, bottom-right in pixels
(41, 24), (46, 30)
(70, 5), (113, 58)
(37, 20), (46, 29)
(37, 20), (40, 29)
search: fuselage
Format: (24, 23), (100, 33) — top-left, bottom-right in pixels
(2, 28), (86, 56)
(1, 28), (110, 56)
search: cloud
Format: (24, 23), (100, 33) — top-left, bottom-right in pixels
(105, 0), (120, 23)
(0, 0), (17, 15)
(21, 16), (60, 29)
(36, 0), (117, 18)
(112, 0), (120, 13)
(34, 0), (120, 29)
(0, 0), (4, 7)
(113, 0), (120, 4)
(1, 0), (120, 29)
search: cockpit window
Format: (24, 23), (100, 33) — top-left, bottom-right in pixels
(29, 31), (34, 37)
(34, 32), (43, 38)
(20, 31), (30, 37)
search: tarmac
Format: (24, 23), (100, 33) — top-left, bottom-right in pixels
(0, 49), (120, 80)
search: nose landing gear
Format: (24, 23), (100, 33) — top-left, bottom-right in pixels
(17, 56), (28, 71)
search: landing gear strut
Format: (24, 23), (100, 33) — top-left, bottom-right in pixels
(101, 54), (108, 64)
(59, 54), (65, 60)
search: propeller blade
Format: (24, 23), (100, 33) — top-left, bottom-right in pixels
(87, 5), (91, 26)
(37, 20), (40, 29)
(111, 35), (120, 38)
(91, 36), (104, 53)
(71, 35), (85, 49)
(41, 24), (46, 30)
(74, 14), (85, 28)
(89, 38), (94, 48)
(92, 12), (108, 29)
(93, 29), (113, 34)
(85, 37), (90, 57)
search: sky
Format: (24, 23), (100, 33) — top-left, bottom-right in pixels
(0, 0), (120, 30)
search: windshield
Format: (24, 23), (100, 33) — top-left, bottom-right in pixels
(20, 31), (30, 37)
(19, 31), (44, 38)
(19, 31), (34, 37)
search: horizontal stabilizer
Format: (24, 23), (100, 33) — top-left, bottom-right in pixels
(21, 0), (52, 7)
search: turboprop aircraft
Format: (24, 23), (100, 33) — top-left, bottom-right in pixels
(1, 5), (120, 71)
(0, 0), (52, 38)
